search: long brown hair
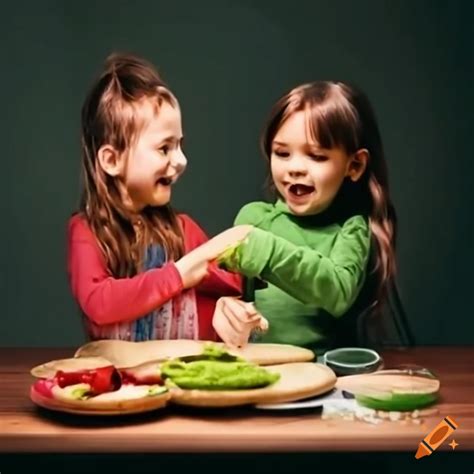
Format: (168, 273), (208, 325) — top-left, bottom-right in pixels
(261, 81), (397, 310)
(80, 53), (184, 277)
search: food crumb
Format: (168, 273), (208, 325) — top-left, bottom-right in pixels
(389, 411), (402, 421)
(322, 401), (434, 425)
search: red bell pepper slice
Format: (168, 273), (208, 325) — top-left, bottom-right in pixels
(56, 366), (122, 394)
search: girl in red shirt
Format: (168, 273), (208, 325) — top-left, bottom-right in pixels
(68, 53), (261, 344)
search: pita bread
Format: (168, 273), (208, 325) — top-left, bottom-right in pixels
(233, 343), (315, 365)
(30, 356), (114, 379)
(75, 339), (207, 368)
(74, 340), (315, 368)
(335, 370), (440, 411)
(336, 371), (440, 396)
(30, 382), (170, 416)
(169, 363), (336, 407)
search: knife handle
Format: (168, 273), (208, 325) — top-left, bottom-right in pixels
(242, 277), (255, 303)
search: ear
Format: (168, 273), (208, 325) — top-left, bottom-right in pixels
(346, 148), (369, 182)
(97, 145), (124, 177)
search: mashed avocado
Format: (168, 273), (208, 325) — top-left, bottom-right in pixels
(216, 241), (242, 271)
(160, 344), (280, 390)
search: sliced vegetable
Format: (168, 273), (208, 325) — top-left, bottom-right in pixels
(56, 365), (122, 394)
(355, 392), (438, 411)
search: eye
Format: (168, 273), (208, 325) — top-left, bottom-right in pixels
(158, 145), (169, 156)
(273, 149), (290, 158)
(309, 153), (328, 162)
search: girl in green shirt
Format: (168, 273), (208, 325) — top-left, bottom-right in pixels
(216, 81), (398, 354)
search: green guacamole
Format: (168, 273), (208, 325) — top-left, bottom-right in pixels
(160, 344), (280, 390)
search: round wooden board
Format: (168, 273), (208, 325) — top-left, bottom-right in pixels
(169, 362), (336, 407)
(74, 340), (315, 368)
(30, 385), (171, 416)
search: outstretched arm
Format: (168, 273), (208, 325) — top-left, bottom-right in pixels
(68, 216), (185, 326)
(219, 215), (371, 317)
(179, 214), (242, 297)
(68, 215), (249, 326)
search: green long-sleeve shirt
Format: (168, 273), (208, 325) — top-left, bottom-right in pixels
(221, 200), (371, 354)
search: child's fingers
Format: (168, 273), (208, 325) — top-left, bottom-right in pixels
(213, 297), (264, 348)
(222, 298), (252, 323)
(243, 302), (260, 318)
(221, 301), (247, 333)
(203, 225), (253, 261)
(213, 313), (243, 349)
(224, 298), (261, 324)
(223, 305), (261, 340)
(258, 316), (269, 332)
(241, 302), (265, 328)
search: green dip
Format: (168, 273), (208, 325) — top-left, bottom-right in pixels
(160, 344), (280, 390)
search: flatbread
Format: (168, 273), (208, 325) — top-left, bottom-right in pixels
(30, 356), (114, 379)
(75, 339), (207, 368)
(234, 343), (315, 365)
(30, 382), (170, 416)
(74, 340), (315, 368)
(169, 363), (336, 407)
(336, 371), (440, 396)
(335, 370), (440, 411)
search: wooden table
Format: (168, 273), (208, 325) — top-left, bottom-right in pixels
(1, 346), (473, 457)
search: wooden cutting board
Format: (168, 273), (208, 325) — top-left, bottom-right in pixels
(74, 339), (315, 368)
(169, 363), (336, 407)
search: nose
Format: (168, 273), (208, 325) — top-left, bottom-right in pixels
(171, 149), (188, 173)
(287, 154), (308, 177)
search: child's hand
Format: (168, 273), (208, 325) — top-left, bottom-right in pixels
(200, 225), (253, 262)
(175, 255), (210, 289)
(175, 225), (253, 289)
(212, 297), (268, 349)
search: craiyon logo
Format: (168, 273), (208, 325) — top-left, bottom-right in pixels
(415, 416), (459, 459)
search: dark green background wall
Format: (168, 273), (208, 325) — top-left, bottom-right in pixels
(2, 0), (472, 347)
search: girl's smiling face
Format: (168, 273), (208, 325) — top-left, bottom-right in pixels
(98, 98), (188, 212)
(270, 110), (357, 216)
(121, 100), (187, 211)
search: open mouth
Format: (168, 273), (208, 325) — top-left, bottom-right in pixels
(157, 177), (173, 186)
(288, 183), (315, 197)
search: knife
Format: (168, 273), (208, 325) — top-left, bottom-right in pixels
(242, 276), (256, 303)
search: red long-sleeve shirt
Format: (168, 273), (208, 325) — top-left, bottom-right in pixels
(67, 213), (242, 341)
